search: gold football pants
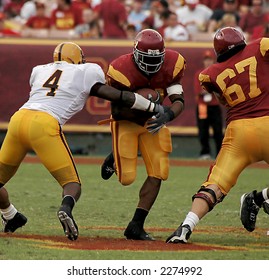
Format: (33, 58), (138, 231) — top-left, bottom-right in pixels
(203, 116), (269, 194)
(0, 109), (80, 187)
(111, 120), (172, 186)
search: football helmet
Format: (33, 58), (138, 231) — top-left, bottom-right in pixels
(53, 42), (85, 64)
(214, 27), (246, 62)
(133, 29), (165, 74)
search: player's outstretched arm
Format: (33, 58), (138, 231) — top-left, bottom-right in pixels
(90, 83), (164, 113)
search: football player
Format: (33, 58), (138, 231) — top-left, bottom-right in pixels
(0, 41), (168, 241)
(101, 29), (186, 240)
(165, 27), (269, 244)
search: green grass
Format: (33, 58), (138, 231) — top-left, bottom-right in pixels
(0, 159), (269, 260)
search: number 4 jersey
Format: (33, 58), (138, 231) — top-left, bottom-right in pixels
(199, 37), (269, 125)
(20, 61), (106, 125)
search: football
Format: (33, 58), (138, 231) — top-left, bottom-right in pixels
(136, 88), (160, 103)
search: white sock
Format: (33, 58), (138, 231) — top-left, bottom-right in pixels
(0, 204), (17, 220)
(262, 188), (269, 200)
(182, 211), (200, 231)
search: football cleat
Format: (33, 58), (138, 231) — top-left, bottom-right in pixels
(2, 212), (27, 233)
(58, 206), (78, 241)
(240, 191), (260, 232)
(166, 224), (192, 244)
(124, 221), (155, 241)
(101, 152), (115, 180)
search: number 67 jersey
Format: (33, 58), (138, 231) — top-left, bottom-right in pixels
(21, 61), (105, 126)
(199, 37), (269, 125)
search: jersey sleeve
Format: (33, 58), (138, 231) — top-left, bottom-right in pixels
(172, 53), (186, 83)
(199, 71), (226, 105)
(84, 64), (106, 92)
(29, 66), (39, 87)
(260, 38), (269, 61)
(106, 64), (131, 89)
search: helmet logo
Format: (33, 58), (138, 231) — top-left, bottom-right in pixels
(215, 32), (223, 40)
(147, 49), (161, 55)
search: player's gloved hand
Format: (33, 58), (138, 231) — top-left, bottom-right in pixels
(147, 106), (175, 134)
(152, 103), (164, 114)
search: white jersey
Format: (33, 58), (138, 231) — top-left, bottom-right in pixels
(21, 61), (105, 125)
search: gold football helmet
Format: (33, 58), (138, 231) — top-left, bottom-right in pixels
(53, 42), (85, 64)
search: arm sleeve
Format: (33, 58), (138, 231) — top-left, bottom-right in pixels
(84, 64), (106, 93)
(260, 38), (269, 61)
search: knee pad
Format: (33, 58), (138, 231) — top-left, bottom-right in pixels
(119, 170), (136, 186)
(192, 186), (225, 211)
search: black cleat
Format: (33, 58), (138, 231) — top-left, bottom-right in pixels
(101, 152), (115, 180)
(2, 212), (27, 233)
(166, 224), (192, 244)
(124, 221), (155, 241)
(58, 206), (78, 241)
(240, 191), (260, 232)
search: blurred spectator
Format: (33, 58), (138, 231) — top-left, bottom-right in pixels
(71, 0), (92, 23)
(201, 0), (251, 15)
(142, 0), (170, 30)
(3, 0), (24, 19)
(199, 0), (223, 10)
(50, 0), (81, 30)
(20, 0), (36, 22)
(74, 8), (100, 38)
(127, 0), (147, 32)
(166, 0), (183, 11)
(251, 11), (269, 39)
(207, 0), (240, 33)
(163, 11), (189, 41)
(72, 0), (92, 10)
(126, 22), (137, 39)
(93, 0), (128, 38)
(1, 1), (10, 12)
(219, 13), (244, 33)
(194, 50), (223, 160)
(23, 2), (50, 29)
(125, 0), (133, 14)
(0, 11), (21, 36)
(239, 0), (268, 39)
(175, 0), (213, 34)
(157, 9), (171, 36)
(238, 0), (252, 15)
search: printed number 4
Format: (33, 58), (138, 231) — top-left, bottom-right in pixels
(43, 70), (63, 96)
(216, 56), (261, 106)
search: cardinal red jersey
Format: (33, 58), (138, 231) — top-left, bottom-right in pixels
(199, 38), (269, 125)
(107, 49), (185, 125)
(26, 16), (51, 29)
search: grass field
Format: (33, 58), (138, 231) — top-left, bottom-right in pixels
(0, 157), (268, 260)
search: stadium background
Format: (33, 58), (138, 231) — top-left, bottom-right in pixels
(0, 38), (225, 158)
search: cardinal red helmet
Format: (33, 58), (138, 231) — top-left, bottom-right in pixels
(214, 27), (246, 62)
(133, 29), (165, 74)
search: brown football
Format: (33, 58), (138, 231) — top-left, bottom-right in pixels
(136, 88), (160, 103)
